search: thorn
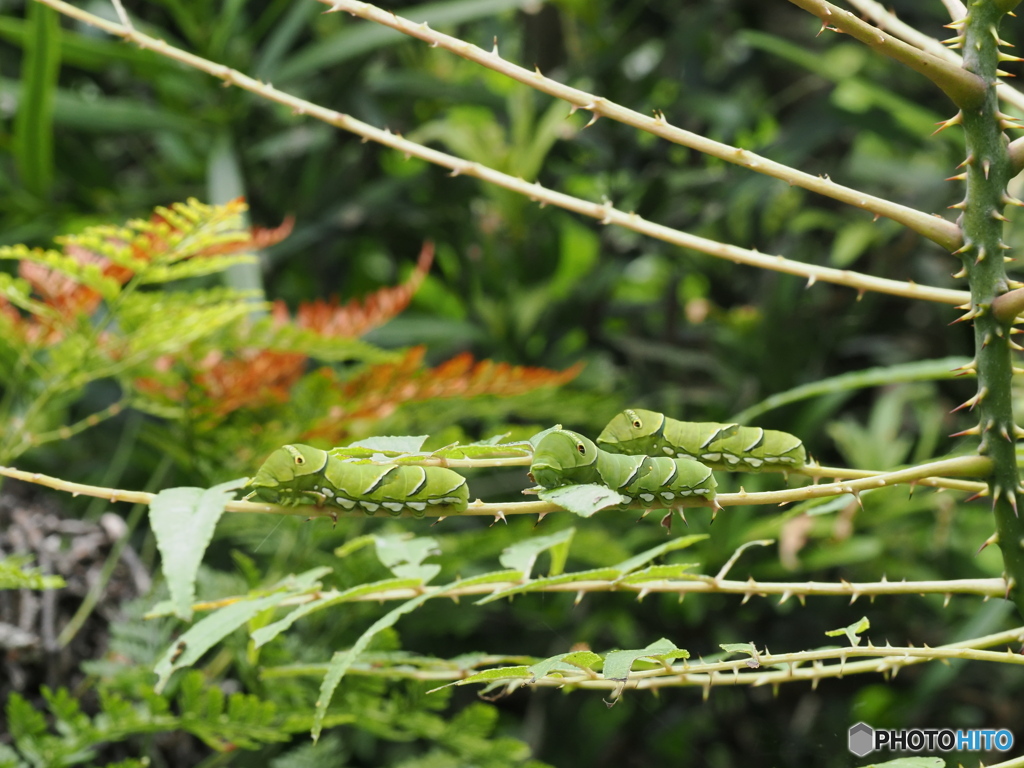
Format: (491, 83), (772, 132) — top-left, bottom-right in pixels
(491, 510), (507, 526)
(806, 274), (817, 289)
(933, 111), (963, 135)
(952, 240), (974, 254)
(993, 210), (1011, 222)
(976, 246), (988, 264)
(948, 199), (968, 210)
(583, 112), (601, 129)
(636, 508), (652, 522)
(952, 266), (968, 279)
(949, 425), (981, 438)
(677, 508), (688, 527)
(950, 387), (986, 413)
(574, 590), (585, 606)
(660, 512), (673, 535)
(946, 172), (968, 181)
(431, 515), (448, 527)
(535, 511), (548, 527)
(983, 159), (992, 179)
(1011, 491), (1019, 518)
(491, 35), (499, 56)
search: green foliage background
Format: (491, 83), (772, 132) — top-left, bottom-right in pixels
(2, 0), (1022, 766)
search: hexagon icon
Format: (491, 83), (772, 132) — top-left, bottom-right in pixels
(848, 722), (874, 757)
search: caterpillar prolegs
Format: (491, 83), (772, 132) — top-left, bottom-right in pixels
(245, 444), (469, 516)
(597, 409), (806, 472)
(530, 429), (717, 506)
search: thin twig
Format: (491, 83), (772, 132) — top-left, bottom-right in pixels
(30, 0), (970, 307)
(324, 0), (963, 251)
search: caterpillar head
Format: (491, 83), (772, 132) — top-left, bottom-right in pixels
(247, 444), (329, 503)
(596, 408), (664, 451)
(529, 429), (599, 488)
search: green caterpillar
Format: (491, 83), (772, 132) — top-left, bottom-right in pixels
(245, 444), (469, 516)
(530, 429), (717, 506)
(597, 409), (806, 472)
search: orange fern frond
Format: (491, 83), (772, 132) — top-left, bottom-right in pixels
(300, 346), (584, 441)
(275, 241), (435, 340)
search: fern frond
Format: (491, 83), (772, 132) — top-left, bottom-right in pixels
(300, 347), (583, 442)
(278, 241), (435, 340)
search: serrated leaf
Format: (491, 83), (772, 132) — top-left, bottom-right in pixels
(825, 616), (871, 647)
(603, 638), (688, 681)
(450, 665), (532, 687)
(154, 568), (329, 691)
(537, 484), (629, 517)
(349, 435), (429, 453)
(313, 590), (434, 742)
(613, 534), (708, 575)
(430, 440), (533, 459)
(528, 650), (602, 680)
(251, 576), (425, 649)
(497, 528), (575, 577)
(618, 564), (699, 584)
(475, 567), (622, 605)
(149, 478), (247, 621)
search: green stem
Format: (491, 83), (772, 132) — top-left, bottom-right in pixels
(958, 1), (1024, 615)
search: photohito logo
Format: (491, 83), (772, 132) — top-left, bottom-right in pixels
(848, 722), (1014, 757)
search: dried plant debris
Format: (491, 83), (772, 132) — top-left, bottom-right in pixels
(0, 481), (149, 699)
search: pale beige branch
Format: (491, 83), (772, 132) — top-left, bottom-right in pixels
(846, 0), (1024, 116)
(324, 0), (964, 252)
(31, 0), (970, 306)
(0, 454), (992, 523)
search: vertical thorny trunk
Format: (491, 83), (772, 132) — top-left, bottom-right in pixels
(957, 0), (1024, 615)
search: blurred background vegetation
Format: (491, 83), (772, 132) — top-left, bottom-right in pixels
(1, 0), (1021, 766)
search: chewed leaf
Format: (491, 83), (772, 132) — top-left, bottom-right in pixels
(613, 534), (708, 575)
(475, 567), (623, 605)
(825, 616), (871, 647)
(153, 567), (329, 692)
(528, 650), (602, 680)
(498, 528), (575, 577)
(346, 435), (429, 454)
(430, 440), (533, 459)
(603, 638), (689, 681)
(618, 564), (700, 584)
(719, 643), (761, 668)
(149, 478), (247, 621)
(538, 484), (629, 517)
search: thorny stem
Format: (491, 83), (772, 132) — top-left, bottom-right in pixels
(264, 627), (1024, 691)
(30, 0), (971, 307)
(189, 574), (1008, 615)
(0, 454), (993, 520)
(326, 0), (964, 251)
(956, 0), (1024, 616)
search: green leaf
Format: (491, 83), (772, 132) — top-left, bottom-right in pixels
(497, 528), (575, 577)
(475, 567), (622, 605)
(528, 650), (602, 680)
(149, 478), (248, 621)
(618, 564), (699, 584)
(343, 435), (429, 455)
(825, 616), (871, 647)
(373, 534), (441, 583)
(612, 534), (708, 575)
(312, 590), (434, 742)
(603, 638), (689, 681)
(154, 568), (330, 691)
(252, 576), (426, 648)
(537, 484), (629, 517)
